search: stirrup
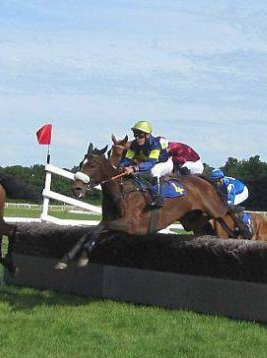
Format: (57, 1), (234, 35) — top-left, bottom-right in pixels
(149, 196), (164, 208)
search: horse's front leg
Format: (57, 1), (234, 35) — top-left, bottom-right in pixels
(77, 216), (137, 267)
(82, 216), (135, 253)
(55, 224), (105, 270)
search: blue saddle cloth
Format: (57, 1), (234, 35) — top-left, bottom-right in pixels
(133, 177), (187, 199)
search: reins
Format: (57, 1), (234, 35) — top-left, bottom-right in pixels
(84, 172), (128, 190)
(100, 172), (128, 185)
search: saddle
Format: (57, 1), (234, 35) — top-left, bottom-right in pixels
(132, 174), (187, 199)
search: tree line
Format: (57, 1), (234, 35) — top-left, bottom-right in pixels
(1, 155), (267, 210)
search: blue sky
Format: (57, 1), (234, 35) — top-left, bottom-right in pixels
(1, 0), (267, 169)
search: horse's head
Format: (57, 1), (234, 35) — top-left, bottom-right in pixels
(108, 134), (130, 167)
(72, 143), (108, 198)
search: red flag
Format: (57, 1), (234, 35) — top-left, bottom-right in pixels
(36, 124), (52, 145)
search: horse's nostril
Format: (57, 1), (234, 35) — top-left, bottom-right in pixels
(73, 186), (82, 194)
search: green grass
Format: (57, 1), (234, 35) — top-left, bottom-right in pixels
(4, 206), (102, 221)
(0, 285), (266, 358)
(1, 206), (267, 357)
(4, 206), (188, 232)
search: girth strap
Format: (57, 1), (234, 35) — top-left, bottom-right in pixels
(148, 208), (159, 234)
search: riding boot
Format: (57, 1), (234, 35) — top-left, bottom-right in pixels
(149, 177), (164, 208)
(229, 206), (253, 240)
(180, 166), (190, 175)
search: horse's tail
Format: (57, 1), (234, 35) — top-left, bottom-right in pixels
(0, 173), (42, 203)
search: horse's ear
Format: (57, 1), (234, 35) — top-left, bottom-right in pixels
(111, 134), (117, 144)
(87, 143), (93, 154)
(123, 135), (128, 144)
(100, 145), (108, 154)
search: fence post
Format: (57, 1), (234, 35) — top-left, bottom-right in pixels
(40, 170), (52, 221)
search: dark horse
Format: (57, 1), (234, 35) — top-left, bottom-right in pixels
(210, 212), (267, 241)
(56, 143), (233, 269)
(0, 173), (42, 274)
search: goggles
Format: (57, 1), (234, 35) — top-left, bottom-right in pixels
(133, 130), (146, 139)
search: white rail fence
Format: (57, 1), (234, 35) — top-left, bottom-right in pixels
(5, 164), (182, 233)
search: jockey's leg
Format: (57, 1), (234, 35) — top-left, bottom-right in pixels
(179, 166), (190, 175)
(181, 160), (204, 175)
(231, 189), (252, 239)
(149, 176), (164, 208)
(149, 158), (173, 208)
(229, 205), (253, 240)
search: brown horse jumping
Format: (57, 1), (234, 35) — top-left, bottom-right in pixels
(210, 212), (267, 241)
(0, 173), (42, 274)
(56, 143), (234, 268)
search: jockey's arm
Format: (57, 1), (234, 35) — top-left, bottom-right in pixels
(226, 183), (235, 205)
(120, 143), (160, 172)
(119, 157), (133, 168)
(137, 148), (160, 171)
(119, 148), (135, 168)
(138, 158), (157, 171)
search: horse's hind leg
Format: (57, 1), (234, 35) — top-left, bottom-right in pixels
(0, 221), (18, 276)
(4, 229), (19, 276)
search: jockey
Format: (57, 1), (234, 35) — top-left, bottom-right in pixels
(158, 139), (204, 175)
(119, 121), (173, 208)
(210, 169), (248, 206)
(210, 168), (252, 239)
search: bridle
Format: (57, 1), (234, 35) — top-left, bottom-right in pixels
(74, 170), (128, 190)
(74, 145), (129, 191)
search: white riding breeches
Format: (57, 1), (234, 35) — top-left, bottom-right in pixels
(181, 159), (204, 174)
(151, 157), (173, 177)
(233, 186), (249, 205)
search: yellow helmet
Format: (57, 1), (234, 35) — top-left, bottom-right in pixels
(131, 121), (152, 134)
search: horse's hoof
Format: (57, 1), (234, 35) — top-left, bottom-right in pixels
(12, 266), (19, 277)
(9, 266), (19, 277)
(54, 261), (68, 270)
(77, 253), (89, 267)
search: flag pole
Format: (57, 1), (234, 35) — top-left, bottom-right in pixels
(47, 144), (51, 164)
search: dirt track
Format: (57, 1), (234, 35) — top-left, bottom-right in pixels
(12, 222), (267, 284)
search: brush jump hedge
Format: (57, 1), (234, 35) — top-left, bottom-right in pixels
(4, 222), (267, 322)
